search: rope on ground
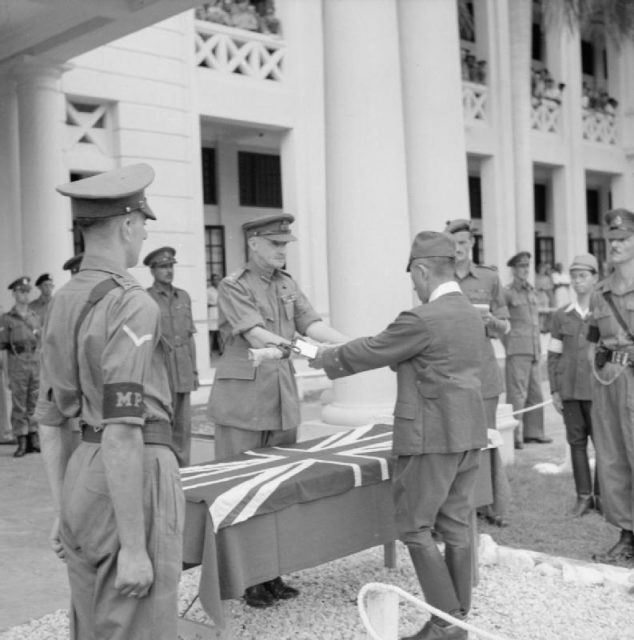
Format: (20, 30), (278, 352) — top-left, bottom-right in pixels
(498, 399), (552, 419)
(357, 582), (508, 640)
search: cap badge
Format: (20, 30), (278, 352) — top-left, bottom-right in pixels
(614, 215), (622, 227)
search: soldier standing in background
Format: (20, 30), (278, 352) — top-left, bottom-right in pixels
(503, 252), (551, 449)
(145, 246), (198, 467)
(29, 273), (54, 325)
(0, 277), (41, 458)
(444, 219), (511, 528)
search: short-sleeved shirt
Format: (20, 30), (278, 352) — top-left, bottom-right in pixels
(547, 304), (592, 400)
(455, 263), (509, 398)
(0, 306), (41, 359)
(208, 260), (321, 431)
(34, 255), (172, 428)
(588, 275), (634, 353)
(147, 284), (197, 393)
(503, 279), (541, 357)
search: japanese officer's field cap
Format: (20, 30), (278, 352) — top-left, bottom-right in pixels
(62, 254), (83, 274)
(507, 251), (531, 267)
(243, 214), (297, 242)
(569, 253), (598, 273)
(56, 164), (156, 220)
(35, 273), (53, 287)
(407, 231), (456, 272)
(444, 219), (474, 235)
(8, 276), (31, 292)
(143, 246), (177, 268)
(605, 208), (634, 239)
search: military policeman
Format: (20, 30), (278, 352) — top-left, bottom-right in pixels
(62, 253), (83, 276)
(35, 164), (184, 640)
(207, 212), (348, 608)
(144, 246), (198, 466)
(0, 277), (41, 457)
(547, 254), (600, 518)
(29, 273), (54, 325)
(312, 231), (487, 640)
(503, 252), (550, 448)
(587, 209), (634, 565)
(444, 219), (511, 527)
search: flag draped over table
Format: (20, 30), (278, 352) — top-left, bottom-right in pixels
(181, 424), (394, 532)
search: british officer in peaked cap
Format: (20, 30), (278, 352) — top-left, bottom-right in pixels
(207, 212), (348, 608)
(502, 250), (550, 448)
(444, 219), (511, 528)
(35, 164), (184, 640)
(586, 208), (634, 564)
(144, 245), (198, 467)
(0, 275), (42, 457)
(311, 230), (487, 640)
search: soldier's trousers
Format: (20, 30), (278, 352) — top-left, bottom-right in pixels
(60, 442), (184, 640)
(591, 368), (634, 531)
(505, 354), (544, 442)
(173, 391), (192, 467)
(7, 354), (39, 437)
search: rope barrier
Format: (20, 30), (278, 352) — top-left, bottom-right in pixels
(498, 398), (552, 419)
(357, 582), (508, 640)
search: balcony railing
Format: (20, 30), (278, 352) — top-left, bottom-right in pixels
(531, 99), (560, 134)
(194, 20), (286, 82)
(582, 108), (616, 145)
(462, 81), (488, 124)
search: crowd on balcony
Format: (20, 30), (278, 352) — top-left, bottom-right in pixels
(195, 0), (281, 36)
(531, 68), (565, 107)
(461, 48), (487, 84)
(582, 82), (618, 118)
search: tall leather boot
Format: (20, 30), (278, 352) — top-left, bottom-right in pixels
(444, 545), (472, 615)
(13, 436), (28, 458)
(26, 431), (40, 453)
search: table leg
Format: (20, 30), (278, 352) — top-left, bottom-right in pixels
(383, 541), (397, 569)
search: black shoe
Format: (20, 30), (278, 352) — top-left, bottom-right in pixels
(514, 441), (524, 450)
(26, 431), (40, 453)
(592, 530), (634, 564)
(244, 584), (275, 608)
(263, 577), (299, 600)
(485, 514), (510, 528)
(13, 436), (28, 458)
(570, 495), (593, 518)
(401, 617), (468, 640)
(523, 437), (553, 444)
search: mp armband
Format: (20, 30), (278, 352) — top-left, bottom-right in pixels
(103, 382), (145, 420)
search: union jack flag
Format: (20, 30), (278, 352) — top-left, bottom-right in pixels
(181, 424), (393, 532)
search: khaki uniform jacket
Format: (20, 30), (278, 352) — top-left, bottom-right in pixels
(322, 291), (487, 456)
(0, 307), (41, 360)
(503, 280), (541, 357)
(588, 276), (634, 352)
(456, 263), (509, 398)
(34, 255), (172, 428)
(208, 261), (321, 431)
(547, 305), (593, 401)
(28, 296), (51, 327)
(147, 285), (197, 394)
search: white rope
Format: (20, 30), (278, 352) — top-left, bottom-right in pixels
(357, 582), (508, 640)
(498, 398), (552, 419)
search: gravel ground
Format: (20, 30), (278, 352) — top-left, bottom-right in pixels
(2, 542), (633, 640)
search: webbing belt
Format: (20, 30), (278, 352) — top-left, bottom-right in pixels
(81, 421), (173, 448)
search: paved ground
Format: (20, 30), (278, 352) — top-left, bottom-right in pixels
(0, 382), (566, 632)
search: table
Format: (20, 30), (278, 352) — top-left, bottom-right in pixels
(180, 424), (492, 636)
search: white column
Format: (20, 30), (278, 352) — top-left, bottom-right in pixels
(398, 0), (470, 232)
(13, 56), (71, 285)
(321, 0), (411, 426)
(0, 68), (22, 310)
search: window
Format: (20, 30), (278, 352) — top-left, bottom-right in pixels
(534, 183), (547, 222)
(535, 235), (554, 268)
(201, 148), (217, 205)
(205, 226), (226, 283)
(458, 1), (475, 43)
(532, 23), (544, 63)
(588, 237), (606, 270)
(468, 175), (482, 219)
(586, 188), (600, 226)
(238, 151), (283, 208)
(581, 40), (595, 76)
(472, 234), (484, 264)
(69, 171), (96, 256)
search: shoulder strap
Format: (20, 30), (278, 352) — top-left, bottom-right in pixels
(74, 278), (121, 414)
(602, 291), (634, 343)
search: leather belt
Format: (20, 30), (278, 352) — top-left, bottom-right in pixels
(81, 420), (173, 448)
(609, 349), (634, 367)
(12, 344), (37, 354)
